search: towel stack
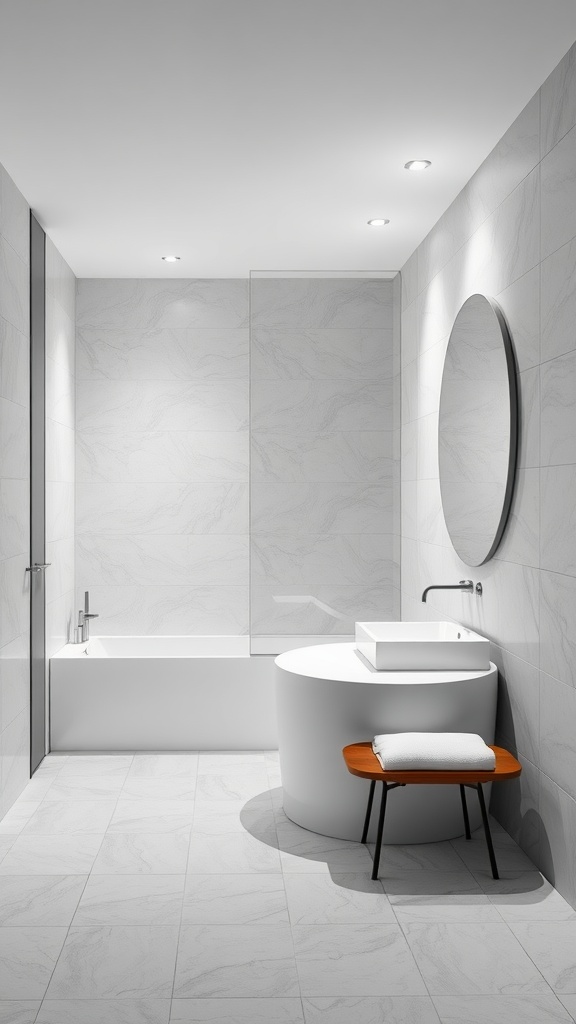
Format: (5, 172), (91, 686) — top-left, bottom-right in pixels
(372, 732), (496, 771)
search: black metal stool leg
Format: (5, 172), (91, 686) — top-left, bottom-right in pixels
(476, 783), (499, 879)
(371, 783), (387, 881)
(361, 780), (376, 843)
(460, 784), (471, 840)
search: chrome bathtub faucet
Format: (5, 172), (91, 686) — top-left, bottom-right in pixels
(82, 590), (99, 640)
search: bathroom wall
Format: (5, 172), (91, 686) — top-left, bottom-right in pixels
(0, 162), (30, 815)
(400, 39), (576, 906)
(45, 239), (76, 660)
(75, 280), (250, 635)
(250, 274), (398, 645)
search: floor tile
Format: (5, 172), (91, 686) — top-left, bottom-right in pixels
(277, 825), (373, 874)
(0, 1001), (41, 1024)
(0, 928), (67, 999)
(293, 923), (426, 997)
(20, 779), (56, 802)
(0, 836), (103, 875)
(488, 876), (576, 922)
(558, 995), (576, 1018)
(0, 837), (16, 863)
(192, 799), (275, 836)
(59, 756), (133, 777)
(512, 922), (576, 992)
(46, 926), (179, 999)
(198, 752), (266, 768)
(302, 996), (441, 1024)
(451, 832), (536, 874)
(432, 994), (572, 1023)
(0, 876), (87, 926)
(195, 768), (269, 803)
(187, 831), (281, 873)
(174, 924), (299, 997)
(183, 873), (288, 924)
(22, 801), (117, 836)
(284, 873), (395, 925)
(0, 805), (42, 836)
(91, 833), (189, 874)
(72, 874), (185, 926)
(36, 1000), (171, 1023)
(369, 842), (465, 872)
(128, 755), (198, 779)
(43, 776), (125, 801)
(403, 923), (550, 995)
(33, 756), (68, 777)
(391, 893), (501, 924)
(121, 779), (197, 801)
(107, 800), (194, 834)
(170, 998), (304, 1023)
(382, 869), (481, 899)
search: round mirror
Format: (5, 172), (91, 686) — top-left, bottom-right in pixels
(438, 293), (518, 566)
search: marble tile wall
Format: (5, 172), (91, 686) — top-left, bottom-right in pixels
(250, 276), (399, 639)
(0, 162), (30, 815)
(400, 39), (576, 908)
(45, 238), (76, 659)
(75, 280), (250, 635)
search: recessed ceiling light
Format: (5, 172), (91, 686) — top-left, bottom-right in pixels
(162, 255), (181, 262)
(367, 218), (390, 227)
(404, 160), (431, 171)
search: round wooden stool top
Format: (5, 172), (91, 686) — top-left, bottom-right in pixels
(342, 742), (522, 785)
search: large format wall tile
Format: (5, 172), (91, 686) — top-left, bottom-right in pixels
(76, 280), (251, 635)
(399, 47), (576, 910)
(540, 570), (576, 688)
(541, 350), (576, 465)
(0, 237), (29, 336)
(77, 279), (248, 330)
(251, 585), (397, 636)
(251, 482), (392, 535)
(76, 430), (248, 484)
(77, 327), (249, 381)
(77, 380), (249, 433)
(250, 278), (391, 329)
(541, 124), (576, 261)
(251, 380), (392, 434)
(541, 237), (576, 362)
(76, 534), (249, 587)
(541, 41), (576, 157)
(76, 586), (249, 636)
(76, 482), (248, 535)
(251, 431), (393, 484)
(0, 318), (28, 406)
(251, 327), (393, 380)
(251, 534), (393, 587)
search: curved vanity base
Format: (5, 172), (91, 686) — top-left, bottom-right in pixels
(275, 643), (498, 844)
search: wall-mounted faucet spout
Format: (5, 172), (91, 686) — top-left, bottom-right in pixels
(422, 580), (474, 603)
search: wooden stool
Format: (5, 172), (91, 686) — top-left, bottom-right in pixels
(342, 742), (522, 881)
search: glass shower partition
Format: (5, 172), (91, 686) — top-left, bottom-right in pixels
(249, 270), (400, 655)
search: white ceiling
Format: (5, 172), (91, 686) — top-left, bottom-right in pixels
(1, 0), (576, 278)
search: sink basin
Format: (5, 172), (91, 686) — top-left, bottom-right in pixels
(355, 621), (490, 671)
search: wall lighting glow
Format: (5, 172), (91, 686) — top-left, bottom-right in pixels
(367, 218), (390, 227)
(162, 255), (181, 262)
(404, 160), (431, 171)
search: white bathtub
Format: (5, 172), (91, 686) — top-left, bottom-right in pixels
(50, 636), (277, 751)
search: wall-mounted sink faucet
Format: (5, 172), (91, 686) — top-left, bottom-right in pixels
(422, 579), (483, 602)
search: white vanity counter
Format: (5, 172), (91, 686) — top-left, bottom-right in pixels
(275, 643), (498, 844)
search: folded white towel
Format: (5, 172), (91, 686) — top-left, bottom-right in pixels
(372, 732), (496, 771)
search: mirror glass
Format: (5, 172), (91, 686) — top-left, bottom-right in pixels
(438, 293), (517, 566)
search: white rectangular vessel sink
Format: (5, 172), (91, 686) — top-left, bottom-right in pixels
(355, 621), (490, 671)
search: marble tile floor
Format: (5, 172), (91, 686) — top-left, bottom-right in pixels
(0, 752), (575, 1023)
